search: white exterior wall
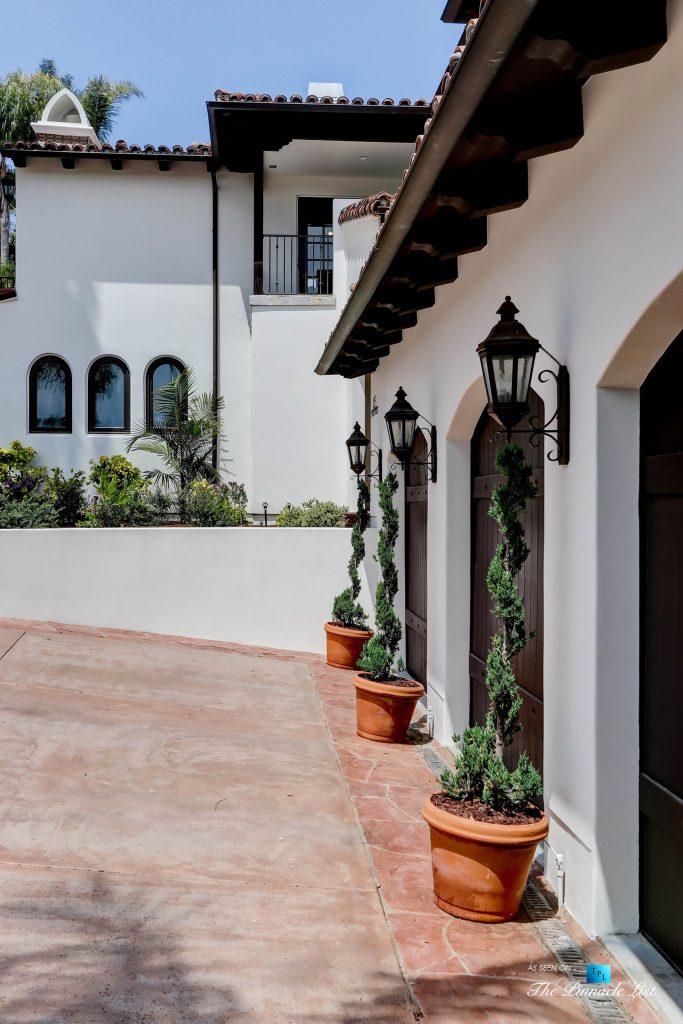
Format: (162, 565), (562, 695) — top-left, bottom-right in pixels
(0, 161), (254, 490)
(359, 5), (683, 940)
(0, 527), (375, 655)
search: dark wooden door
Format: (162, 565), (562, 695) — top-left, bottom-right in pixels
(470, 394), (544, 772)
(405, 429), (429, 685)
(640, 332), (683, 974)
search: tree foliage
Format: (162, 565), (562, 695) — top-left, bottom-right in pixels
(440, 443), (543, 812)
(126, 367), (224, 522)
(332, 480), (370, 630)
(357, 471), (402, 680)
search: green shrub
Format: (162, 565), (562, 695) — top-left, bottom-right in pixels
(89, 454), (146, 497)
(439, 443), (543, 813)
(82, 487), (171, 528)
(185, 480), (241, 527)
(331, 480), (369, 630)
(47, 468), (87, 527)
(357, 472), (402, 681)
(276, 498), (348, 528)
(0, 490), (58, 529)
(223, 481), (248, 524)
(0, 440), (37, 477)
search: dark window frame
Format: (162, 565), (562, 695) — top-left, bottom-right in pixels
(28, 355), (72, 434)
(87, 356), (130, 434)
(145, 356), (185, 428)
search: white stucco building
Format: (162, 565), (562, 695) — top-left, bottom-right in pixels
(0, 83), (427, 514)
(316, 0), (682, 997)
(1, 0), (681, 1005)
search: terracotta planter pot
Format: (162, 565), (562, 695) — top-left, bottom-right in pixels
(353, 672), (425, 742)
(324, 622), (373, 670)
(422, 795), (549, 922)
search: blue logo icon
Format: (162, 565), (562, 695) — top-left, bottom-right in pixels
(586, 964), (611, 985)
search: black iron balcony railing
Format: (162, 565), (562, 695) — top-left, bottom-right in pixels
(259, 233), (333, 296)
(0, 275), (15, 291)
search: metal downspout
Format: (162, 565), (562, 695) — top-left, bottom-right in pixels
(211, 168), (220, 474)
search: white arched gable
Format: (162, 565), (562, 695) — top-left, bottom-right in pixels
(31, 88), (100, 148)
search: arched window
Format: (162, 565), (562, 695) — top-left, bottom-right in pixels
(29, 355), (72, 433)
(88, 356), (130, 433)
(146, 357), (185, 427)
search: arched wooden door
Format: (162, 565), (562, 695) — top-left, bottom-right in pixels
(405, 429), (429, 685)
(470, 393), (544, 772)
(640, 332), (683, 973)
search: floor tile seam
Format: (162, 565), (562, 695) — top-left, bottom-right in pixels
(0, 631), (27, 663)
(0, 858), (380, 895)
(366, 844), (433, 862)
(0, 679), (327, 729)
(308, 664), (424, 1023)
(0, 619), (321, 664)
(440, 917), (471, 972)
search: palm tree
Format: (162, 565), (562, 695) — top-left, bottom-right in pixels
(126, 368), (225, 521)
(0, 62), (142, 262)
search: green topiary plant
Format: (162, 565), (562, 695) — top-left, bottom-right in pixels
(440, 443), (542, 812)
(357, 471), (402, 681)
(331, 480), (370, 630)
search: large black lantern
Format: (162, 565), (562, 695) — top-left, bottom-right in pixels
(346, 422), (370, 476)
(477, 296), (570, 465)
(477, 297), (540, 432)
(385, 387), (419, 465)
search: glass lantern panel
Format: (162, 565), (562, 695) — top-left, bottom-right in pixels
(516, 355), (534, 403)
(403, 417), (417, 452)
(493, 355), (514, 403)
(480, 355), (493, 403)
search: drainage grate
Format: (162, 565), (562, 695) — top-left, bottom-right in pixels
(522, 883), (635, 1024)
(420, 747), (449, 779)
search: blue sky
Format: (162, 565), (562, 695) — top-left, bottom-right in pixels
(4, 0), (463, 146)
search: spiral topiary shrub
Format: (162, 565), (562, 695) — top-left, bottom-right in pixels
(357, 471), (402, 681)
(440, 442), (542, 813)
(331, 480), (370, 630)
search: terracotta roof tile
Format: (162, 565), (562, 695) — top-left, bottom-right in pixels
(338, 192), (394, 225)
(2, 139), (211, 158)
(214, 90), (429, 107)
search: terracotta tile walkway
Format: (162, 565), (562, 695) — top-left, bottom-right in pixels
(310, 658), (665, 1024)
(0, 618), (667, 1024)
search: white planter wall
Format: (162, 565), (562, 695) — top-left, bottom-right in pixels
(0, 527), (376, 655)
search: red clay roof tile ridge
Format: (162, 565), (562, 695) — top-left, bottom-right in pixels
(338, 192), (395, 225)
(213, 90), (429, 107)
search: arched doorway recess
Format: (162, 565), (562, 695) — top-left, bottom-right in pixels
(470, 392), (545, 772)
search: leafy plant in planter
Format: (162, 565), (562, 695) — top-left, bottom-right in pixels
(353, 471), (424, 741)
(47, 468), (87, 527)
(324, 481), (373, 669)
(276, 498), (348, 528)
(423, 442), (548, 922)
(126, 367), (225, 522)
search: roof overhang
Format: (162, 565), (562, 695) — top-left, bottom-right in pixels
(441, 0), (480, 23)
(317, 0), (667, 378)
(206, 100), (431, 172)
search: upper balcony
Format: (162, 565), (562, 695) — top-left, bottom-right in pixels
(257, 232), (333, 296)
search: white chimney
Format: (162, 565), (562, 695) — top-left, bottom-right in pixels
(307, 82), (344, 98)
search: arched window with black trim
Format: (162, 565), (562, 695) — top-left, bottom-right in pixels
(29, 355), (72, 433)
(88, 356), (130, 433)
(146, 357), (185, 427)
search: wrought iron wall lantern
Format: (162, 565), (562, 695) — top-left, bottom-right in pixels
(345, 422), (382, 482)
(477, 297), (570, 465)
(384, 387), (437, 482)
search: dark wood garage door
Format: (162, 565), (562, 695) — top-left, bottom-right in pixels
(470, 394), (544, 772)
(640, 332), (683, 974)
(405, 429), (429, 685)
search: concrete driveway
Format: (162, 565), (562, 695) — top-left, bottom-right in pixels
(0, 623), (415, 1024)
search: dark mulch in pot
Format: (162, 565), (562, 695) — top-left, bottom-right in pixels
(431, 793), (543, 826)
(359, 674), (421, 689)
